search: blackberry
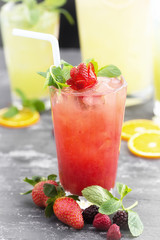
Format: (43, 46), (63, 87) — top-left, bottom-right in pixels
(82, 205), (99, 224)
(113, 211), (128, 229)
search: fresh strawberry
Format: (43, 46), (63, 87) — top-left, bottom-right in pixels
(53, 197), (84, 229)
(107, 224), (121, 240)
(93, 213), (112, 231)
(22, 175), (58, 208)
(67, 62), (97, 90)
(32, 180), (58, 207)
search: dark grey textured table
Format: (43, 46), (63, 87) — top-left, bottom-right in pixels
(0, 49), (160, 240)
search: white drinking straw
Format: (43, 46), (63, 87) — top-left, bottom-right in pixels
(12, 28), (60, 67)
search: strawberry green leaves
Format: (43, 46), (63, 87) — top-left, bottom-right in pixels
(82, 182), (143, 237)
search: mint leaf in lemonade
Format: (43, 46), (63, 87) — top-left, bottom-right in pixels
(44, 60), (127, 196)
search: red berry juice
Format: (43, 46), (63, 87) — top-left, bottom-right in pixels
(50, 77), (127, 195)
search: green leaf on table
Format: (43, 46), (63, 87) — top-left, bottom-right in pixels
(128, 210), (144, 237)
(99, 198), (122, 215)
(45, 202), (54, 218)
(47, 174), (57, 181)
(98, 64), (121, 78)
(2, 106), (19, 118)
(82, 185), (113, 207)
(116, 182), (132, 200)
(43, 183), (57, 198)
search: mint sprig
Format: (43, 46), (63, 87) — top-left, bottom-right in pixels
(38, 64), (71, 90)
(2, 89), (45, 119)
(39, 58), (122, 90)
(82, 182), (143, 237)
(2, 0), (74, 26)
(98, 64), (121, 78)
(15, 88), (45, 113)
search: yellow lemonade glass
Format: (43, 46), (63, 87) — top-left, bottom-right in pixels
(76, 0), (153, 106)
(1, 2), (60, 108)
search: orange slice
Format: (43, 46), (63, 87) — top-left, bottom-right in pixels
(121, 119), (160, 141)
(0, 108), (40, 128)
(128, 130), (160, 158)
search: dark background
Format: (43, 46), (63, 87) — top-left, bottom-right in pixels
(0, 0), (79, 48)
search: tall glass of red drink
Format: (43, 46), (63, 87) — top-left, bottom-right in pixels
(50, 75), (127, 196)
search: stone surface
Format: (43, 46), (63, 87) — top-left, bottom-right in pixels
(0, 49), (160, 240)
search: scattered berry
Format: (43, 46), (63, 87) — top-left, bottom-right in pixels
(32, 180), (58, 207)
(93, 213), (112, 231)
(67, 62), (97, 90)
(113, 211), (128, 229)
(82, 205), (99, 224)
(53, 197), (84, 229)
(107, 224), (121, 240)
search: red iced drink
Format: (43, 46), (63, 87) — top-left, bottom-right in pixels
(50, 75), (127, 196)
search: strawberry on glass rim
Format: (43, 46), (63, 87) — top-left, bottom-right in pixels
(67, 62), (97, 90)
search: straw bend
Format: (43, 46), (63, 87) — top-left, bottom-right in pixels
(12, 28), (60, 67)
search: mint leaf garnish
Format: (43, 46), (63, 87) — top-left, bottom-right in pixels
(43, 65), (70, 90)
(2, 106), (19, 118)
(62, 66), (72, 80)
(82, 185), (113, 207)
(60, 60), (73, 67)
(116, 182), (132, 200)
(84, 58), (98, 75)
(38, 70), (49, 78)
(128, 210), (144, 237)
(98, 65), (121, 78)
(99, 198), (122, 215)
(43, 183), (57, 198)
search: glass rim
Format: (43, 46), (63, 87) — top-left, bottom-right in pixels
(49, 76), (127, 97)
